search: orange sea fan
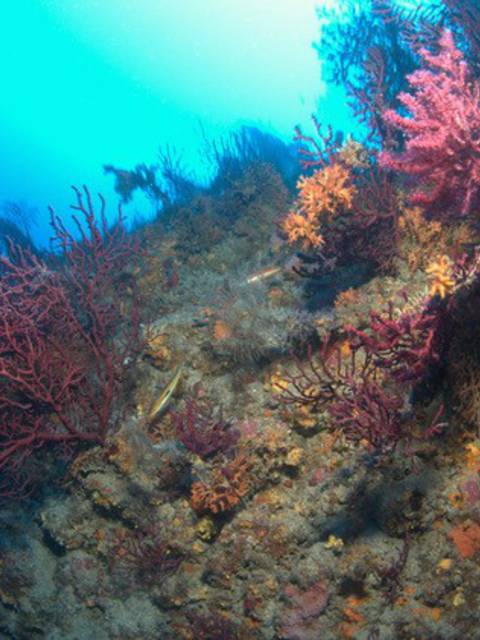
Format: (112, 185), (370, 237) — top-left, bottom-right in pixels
(297, 163), (355, 221)
(191, 481), (242, 514)
(425, 255), (455, 299)
(281, 209), (324, 250)
(190, 455), (252, 514)
(282, 163), (355, 250)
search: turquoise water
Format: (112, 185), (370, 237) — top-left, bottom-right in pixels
(0, 0), (356, 244)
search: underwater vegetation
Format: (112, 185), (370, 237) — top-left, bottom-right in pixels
(170, 390), (240, 460)
(4, 2), (480, 639)
(0, 186), (141, 498)
(380, 29), (480, 216)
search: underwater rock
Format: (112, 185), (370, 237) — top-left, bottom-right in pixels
(195, 515), (218, 541)
(39, 494), (98, 552)
(73, 427), (191, 513)
(205, 273), (316, 365)
(371, 473), (435, 537)
(448, 521), (480, 559)
(278, 580), (329, 640)
(104, 593), (162, 639)
(56, 549), (106, 601)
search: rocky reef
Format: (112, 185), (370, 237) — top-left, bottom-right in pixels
(3, 4), (480, 639)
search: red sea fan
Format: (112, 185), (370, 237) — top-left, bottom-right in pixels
(329, 380), (405, 455)
(170, 395), (239, 460)
(345, 299), (441, 385)
(379, 29), (480, 217)
(0, 187), (141, 494)
(111, 526), (182, 587)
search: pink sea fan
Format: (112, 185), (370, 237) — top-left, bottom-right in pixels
(379, 29), (480, 217)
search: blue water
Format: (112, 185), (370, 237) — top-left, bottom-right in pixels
(0, 0), (357, 244)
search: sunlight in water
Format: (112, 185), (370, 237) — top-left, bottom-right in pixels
(0, 0), (329, 225)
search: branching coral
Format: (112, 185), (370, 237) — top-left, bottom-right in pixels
(346, 299), (442, 384)
(183, 611), (240, 640)
(449, 353), (480, 430)
(316, 0), (447, 144)
(293, 117), (343, 170)
(398, 207), (444, 271)
(285, 121), (401, 274)
(280, 341), (376, 413)
(282, 163), (355, 251)
(282, 209), (324, 251)
(280, 288), (448, 456)
(379, 29), (480, 217)
(111, 526), (182, 587)
(442, 0), (480, 70)
(190, 455), (252, 514)
(329, 380), (405, 453)
(0, 187), (141, 494)
(296, 164), (355, 221)
(171, 394), (239, 460)
(425, 255), (455, 298)
(280, 342), (411, 455)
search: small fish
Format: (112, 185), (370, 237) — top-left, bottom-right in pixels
(246, 266), (281, 284)
(148, 365), (182, 422)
